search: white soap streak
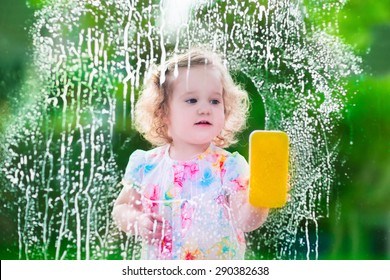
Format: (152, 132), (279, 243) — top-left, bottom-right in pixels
(159, 1), (167, 86)
(41, 130), (54, 260)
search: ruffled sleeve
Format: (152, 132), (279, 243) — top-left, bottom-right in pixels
(121, 149), (146, 191)
(221, 152), (249, 196)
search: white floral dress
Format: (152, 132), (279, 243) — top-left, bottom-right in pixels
(122, 144), (249, 260)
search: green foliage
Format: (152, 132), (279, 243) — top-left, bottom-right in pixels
(26, 0), (49, 9)
(338, 0), (390, 52)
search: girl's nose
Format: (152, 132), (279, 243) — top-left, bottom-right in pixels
(197, 104), (211, 115)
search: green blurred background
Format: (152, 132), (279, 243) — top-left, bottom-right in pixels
(0, 0), (389, 259)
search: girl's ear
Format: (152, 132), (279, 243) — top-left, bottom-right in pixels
(163, 113), (170, 125)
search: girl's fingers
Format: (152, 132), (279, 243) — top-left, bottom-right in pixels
(144, 215), (166, 231)
(144, 228), (168, 244)
(138, 213), (171, 244)
(150, 213), (164, 222)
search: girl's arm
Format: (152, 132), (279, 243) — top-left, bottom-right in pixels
(112, 185), (143, 235)
(112, 185), (167, 243)
(230, 190), (269, 233)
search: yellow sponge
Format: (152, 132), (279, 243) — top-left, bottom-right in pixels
(249, 130), (289, 208)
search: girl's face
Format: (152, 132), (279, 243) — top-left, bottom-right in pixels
(166, 66), (225, 149)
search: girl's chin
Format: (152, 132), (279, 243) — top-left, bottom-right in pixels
(186, 139), (214, 147)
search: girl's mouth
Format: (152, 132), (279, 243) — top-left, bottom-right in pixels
(195, 121), (212, 125)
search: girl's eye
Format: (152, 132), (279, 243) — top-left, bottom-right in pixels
(186, 98), (197, 104)
(210, 99), (220, 105)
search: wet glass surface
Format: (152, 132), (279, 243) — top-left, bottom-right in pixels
(0, 0), (389, 260)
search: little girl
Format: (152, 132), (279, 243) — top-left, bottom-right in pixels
(112, 48), (269, 260)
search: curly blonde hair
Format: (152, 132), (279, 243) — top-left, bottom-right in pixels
(134, 48), (249, 148)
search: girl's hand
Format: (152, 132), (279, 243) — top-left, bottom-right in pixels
(137, 213), (171, 244)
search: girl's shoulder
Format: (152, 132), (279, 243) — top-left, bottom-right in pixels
(128, 145), (166, 165)
(209, 145), (247, 164)
(211, 146), (249, 193)
(122, 145), (167, 188)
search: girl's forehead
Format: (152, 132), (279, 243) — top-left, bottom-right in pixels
(173, 66), (222, 84)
